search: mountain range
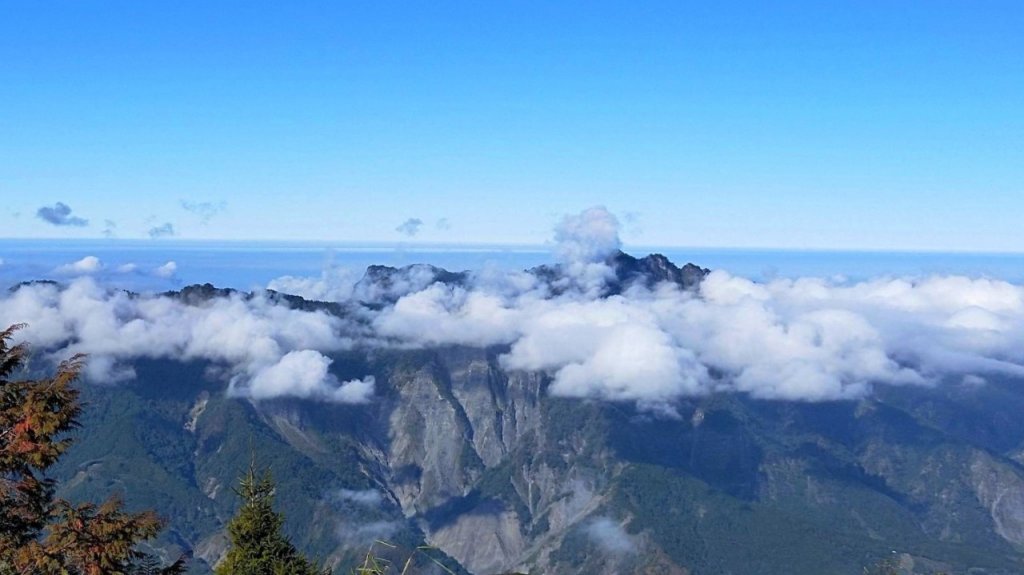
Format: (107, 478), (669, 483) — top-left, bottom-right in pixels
(28, 252), (1024, 574)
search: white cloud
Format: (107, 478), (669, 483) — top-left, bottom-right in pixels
(237, 350), (374, 403)
(268, 266), (358, 302)
(584, 517), (636, 554)
(117, 263), (138, 274)
(330, 489), (384, 508)
(154, 261), (178, 278)
(56, 256), (102, 275)
(374, 283), (522, 347)
(369, 266), (1024, 407)
(553, 206), (621, 264)
(327, 488), (398, 546)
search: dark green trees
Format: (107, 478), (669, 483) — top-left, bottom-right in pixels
(215, 463), (327, 575)
(0, 324), (184, 575)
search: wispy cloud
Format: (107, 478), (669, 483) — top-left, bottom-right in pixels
(585, 517), (636, 554)
(329, 489), (385, 508)
(148, 222), (176, 238)
(395, 218), (424, 237)
(181, 200), (226, 224)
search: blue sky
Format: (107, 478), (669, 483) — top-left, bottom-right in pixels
(1, 1), (1022, 250)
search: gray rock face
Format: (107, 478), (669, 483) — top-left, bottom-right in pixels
(970, 452), (1024, 546)
(216, 350), (1024, 575)
(377, 347), (594, 573)
(427, 509), (526, 574)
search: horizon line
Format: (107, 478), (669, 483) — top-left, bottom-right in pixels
(3, 237), (1024, 257)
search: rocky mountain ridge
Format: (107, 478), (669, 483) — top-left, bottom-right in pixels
(33, 253), (1024, 574)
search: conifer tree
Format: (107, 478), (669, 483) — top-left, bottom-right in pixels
(0, 324), (184, 575)
(215, 461), (327, 575)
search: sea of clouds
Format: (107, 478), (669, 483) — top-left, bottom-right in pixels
(3, 207), (1024, 412)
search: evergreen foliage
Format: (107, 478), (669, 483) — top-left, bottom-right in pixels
(0, 324), (184, 574)
(215, 461), (327, 575)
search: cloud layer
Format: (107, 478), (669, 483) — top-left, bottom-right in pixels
(5, 208), (1024, 410)
(0, 278), (368, 403)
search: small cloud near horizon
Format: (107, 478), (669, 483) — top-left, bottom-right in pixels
(148, 222), (176, 238)
(37, 202), (88, 227)
(395, 218), (424, 237)
(154, 261), (178, 278)
(56, 256), (102, 275)
(181, 200), (227, 224)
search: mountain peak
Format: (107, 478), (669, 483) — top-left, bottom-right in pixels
(606, 250), (709, 292)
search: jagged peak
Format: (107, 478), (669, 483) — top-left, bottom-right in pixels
(531, 250), (709, 295)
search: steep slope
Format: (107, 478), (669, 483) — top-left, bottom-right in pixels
(51, 348), (1024, 574)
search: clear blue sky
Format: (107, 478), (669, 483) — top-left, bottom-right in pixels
(1, 1), (1022, 250)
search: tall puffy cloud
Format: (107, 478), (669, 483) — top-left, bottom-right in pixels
(553, 206), (621, 264)
(547, 206), (623, 297)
